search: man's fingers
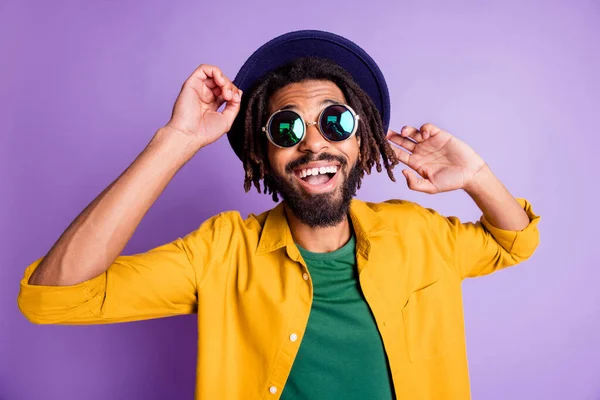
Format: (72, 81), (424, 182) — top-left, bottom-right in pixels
(198, 83), (216, 104)
(195, 64), (225, 83)
(207, 67), (237, 102)
(400, 126), (424, 142)
(397, 124), (443, 142)
(187, 64), (239, 102)
(214, 87), (243, 110)
(391, 145), (411, 165)
(204, 78), (218, 89)
(233, 90), (242, 102)
(221, 91), (242, 127)
(419, 123), (442, 140)
(387, 129), (416, 152)
(402, 169), (438, 194)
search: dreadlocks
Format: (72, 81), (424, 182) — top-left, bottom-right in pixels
(241, 57), (399, 201)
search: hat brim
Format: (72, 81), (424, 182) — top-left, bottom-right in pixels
(227, 30), (390, 161)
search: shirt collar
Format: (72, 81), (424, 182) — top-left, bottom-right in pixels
(256, 199), (394, 259)
(256, 201), (290, 256)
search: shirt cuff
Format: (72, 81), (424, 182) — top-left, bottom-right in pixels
(17, 257), (106, 324)
(480, 198), (541, 258)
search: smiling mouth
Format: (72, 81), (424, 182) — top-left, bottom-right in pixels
(294, 165), (339, 186)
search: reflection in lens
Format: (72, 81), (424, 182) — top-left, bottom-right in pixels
(320, 105), (355, 141)
(340, 111), (353, 132)
(292, 118), (303, 139)
(270, 111), (304, 147)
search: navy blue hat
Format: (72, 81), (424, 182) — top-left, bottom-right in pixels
(227, 30), (390, 161)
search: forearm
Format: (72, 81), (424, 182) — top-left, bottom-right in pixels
(464, 165), (530, 231)
(28, 127), (198, 286)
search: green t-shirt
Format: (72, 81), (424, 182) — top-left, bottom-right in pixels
(281, 236), (395, 399)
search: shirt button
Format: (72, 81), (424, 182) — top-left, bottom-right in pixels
(302, 273), (309, 281)
(289, 333), (298, 342)
(269, 386), (277, 394)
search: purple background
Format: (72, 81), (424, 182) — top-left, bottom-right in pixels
(2, 1), (599, 399)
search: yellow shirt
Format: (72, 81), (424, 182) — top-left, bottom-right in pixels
(18, 198), (540, 400)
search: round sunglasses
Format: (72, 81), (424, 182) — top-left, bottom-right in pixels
(262, 103), (360, 148)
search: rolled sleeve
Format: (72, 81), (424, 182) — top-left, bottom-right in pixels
(17, 213), (227, 325)
(480, 198), (541, 259)
(458, 197), (541, 279)
(18, 258), (107, 324)
(424, 197), (541, 279)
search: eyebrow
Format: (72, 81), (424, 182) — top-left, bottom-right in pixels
(279, 98), (340, 111)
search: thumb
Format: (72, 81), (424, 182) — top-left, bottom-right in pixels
(221, 91), (242, 128)
(402, 169), (437, 194)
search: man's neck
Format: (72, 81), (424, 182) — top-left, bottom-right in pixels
(284, 203), (352, 253)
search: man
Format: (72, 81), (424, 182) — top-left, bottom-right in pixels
(18, 30), (540, 399)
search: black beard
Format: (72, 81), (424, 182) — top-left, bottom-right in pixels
(268, 153), (361, 228)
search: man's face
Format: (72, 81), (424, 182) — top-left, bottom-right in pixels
(266, 80), (362, 228)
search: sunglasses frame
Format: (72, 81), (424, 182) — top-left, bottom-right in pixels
(261, 103), (360, 149)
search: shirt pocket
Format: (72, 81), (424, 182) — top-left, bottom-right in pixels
(401, 279), (448, 362)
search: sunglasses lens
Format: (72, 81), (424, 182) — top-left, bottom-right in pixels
(319, 105), (356, 141)
(268, 111), (305, 147)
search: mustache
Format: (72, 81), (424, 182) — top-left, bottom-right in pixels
(285, 153), (347, 173)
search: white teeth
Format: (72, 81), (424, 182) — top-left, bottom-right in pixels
(298, 165), (338, 178)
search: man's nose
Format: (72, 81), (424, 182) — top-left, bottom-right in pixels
(298, 122), (328, 154)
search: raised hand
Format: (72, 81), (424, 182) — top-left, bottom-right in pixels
(165, 64), (242, 149)
(387, 123), (486, 194)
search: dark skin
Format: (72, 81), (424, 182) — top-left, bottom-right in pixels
(267, 80), (360, 252)
(267, 79), (530, 253)
(29, 65), (528, 286)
